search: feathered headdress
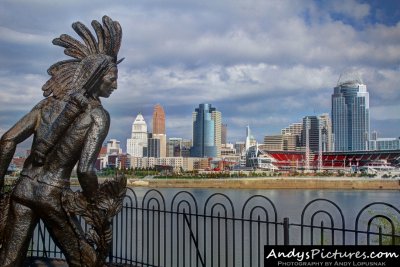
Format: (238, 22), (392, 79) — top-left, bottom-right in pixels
(42, 15), (123, 98)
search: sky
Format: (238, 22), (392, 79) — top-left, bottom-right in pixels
(0, 0), (399, 155)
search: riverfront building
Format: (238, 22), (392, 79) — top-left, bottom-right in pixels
(263, 135), (283, 150)
(370, 132), (400, 151)
(190, 104), (221, 158)
(281, 123), (302, 151)
(130, 156), (205, 171)
(331, 72), (370, 151)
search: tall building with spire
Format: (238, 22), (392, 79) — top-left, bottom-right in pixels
(152, 104), (167, 157)
(331, 71), (370, 151)
(245, 125), (257, 151)
(127, 113), (148, 157)
(190, 104), (221, 158)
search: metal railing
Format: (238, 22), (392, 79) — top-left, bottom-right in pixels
(28, 188), (400, 267)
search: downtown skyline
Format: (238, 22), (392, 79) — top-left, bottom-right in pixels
(0, 0), (399, 154)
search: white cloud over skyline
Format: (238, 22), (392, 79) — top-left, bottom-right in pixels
(0, 0), (399, 154)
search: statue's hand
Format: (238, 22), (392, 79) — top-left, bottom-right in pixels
(70, 92), (90, 109)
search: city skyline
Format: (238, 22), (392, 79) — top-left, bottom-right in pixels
(0, 0), (399, 155)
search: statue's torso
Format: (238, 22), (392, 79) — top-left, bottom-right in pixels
(21, 97), (105, 186)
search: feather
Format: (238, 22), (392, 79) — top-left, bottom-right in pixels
(112, 21), (122, 59)
(53, 37), (88, 59)
(42, 61), (79, 97)
(59, 34), (90, 56)
(102, 16), (113, 56)
(72, 22), (98, 54)
(64, 48), (87, 59)
(91, 20), (105, 54)
(47, 60), (80, 75)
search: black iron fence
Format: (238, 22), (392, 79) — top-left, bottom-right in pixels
(29, 188), (400, 266)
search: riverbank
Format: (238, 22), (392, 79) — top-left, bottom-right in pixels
(4, 176), (400, 190)
(127, 177), (400, 190)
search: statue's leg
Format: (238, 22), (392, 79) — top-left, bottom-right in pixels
(41, 206), (97, 267)
(0, 201), (37, 267)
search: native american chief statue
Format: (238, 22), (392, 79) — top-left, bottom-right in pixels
(0, 16), (126, 266)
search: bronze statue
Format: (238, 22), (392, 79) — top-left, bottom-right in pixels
(0, 16), (126, 266)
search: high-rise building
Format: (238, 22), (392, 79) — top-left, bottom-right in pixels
(211, 109), (222, 157)
(263, 135), (283, 150)
(234, 141), (246, 156)
(190, 104), (220, 158)
(127, 113), (148, 157)
(106, 139), (122, 155)
(370, 131), (400, 150)
(152, 104), (165, 134)
(245, 125), (257, 151)
(282, 133), (298, 151)
(332, 72), (370, 151)
(152, 104), (167, 157)
(318, 113), (333, 152)
(167, 137), (192, 157)
(221, 124), (227, 145)
(281, 122), (302, 150)
(281, 123), (302, 136)
(167, 137), (183, 157)
(147, 133), (161, 158)
(181, 139), (192, 157)
(153, 133), (166, 157)
(301, 116), (320, 152)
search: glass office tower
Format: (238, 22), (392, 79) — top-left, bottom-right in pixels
(331, 72), (370, 151)
(190, 104), (218, 158)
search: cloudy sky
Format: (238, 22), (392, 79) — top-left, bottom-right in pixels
(0, 0), (399, 155)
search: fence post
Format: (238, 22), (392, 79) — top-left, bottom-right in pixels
(109, 220), (114, 263)
(283, 217), (289, 245)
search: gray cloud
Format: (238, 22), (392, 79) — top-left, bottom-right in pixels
(0, 0), (399, 153)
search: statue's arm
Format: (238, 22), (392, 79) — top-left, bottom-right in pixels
(0, 106), (41, 188)
(77, 108), (110, 201)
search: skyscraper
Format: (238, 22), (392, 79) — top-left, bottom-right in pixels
(190, 104), (221, 158)
(245, 125), (257, 151)
(301, 116), (319, 152)
(318, 113), (333, 152)
(221, 124), (227, 145)
(281, 122), (302, 150)
(211, 110), (222, 157)
(167, 137), (183, 157)
(127, 113), (148, 157)
(331, 72), (370, 151)
(152, 104), (165, 134)
(152, 104), (167, 157)
(147, 133), (160, 158)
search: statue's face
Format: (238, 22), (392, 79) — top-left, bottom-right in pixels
(97, 66), (118, 98)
